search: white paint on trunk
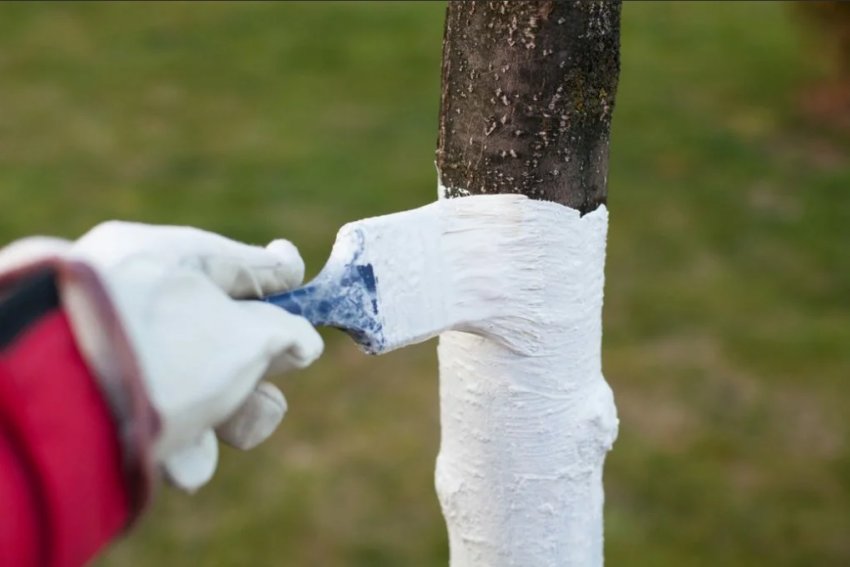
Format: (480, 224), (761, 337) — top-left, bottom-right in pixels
(434, 186), (618, 566)
(287, 191), (616, 563)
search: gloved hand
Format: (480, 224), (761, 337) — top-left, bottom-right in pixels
(0, 223), (322, 494)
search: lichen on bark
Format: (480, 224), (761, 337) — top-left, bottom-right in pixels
(436, 0), (621, 214)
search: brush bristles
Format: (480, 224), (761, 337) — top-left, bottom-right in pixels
(348, 194), (607, 355)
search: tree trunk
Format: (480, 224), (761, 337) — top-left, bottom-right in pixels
(436, 0), (620, 213)
(433, 2), (621, 565)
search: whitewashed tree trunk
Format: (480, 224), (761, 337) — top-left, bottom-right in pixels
(433, 2), (622, 565)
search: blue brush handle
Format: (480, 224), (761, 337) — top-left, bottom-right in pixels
(266, 283), (338, 326)
(264, 261), (384, 353)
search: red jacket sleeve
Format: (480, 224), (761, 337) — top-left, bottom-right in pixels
(0, 294), (131, 565)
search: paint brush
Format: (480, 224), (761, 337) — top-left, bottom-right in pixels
(264, 199), (449, 355)
(264, 194), (576, 355)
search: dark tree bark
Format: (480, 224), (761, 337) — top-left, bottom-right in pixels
(436, 0), (621, 214)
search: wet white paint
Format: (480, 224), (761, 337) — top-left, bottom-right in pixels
(332, 194), (585, 353)
(432, 189), (618, 566)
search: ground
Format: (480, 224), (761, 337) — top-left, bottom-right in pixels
(0, 2), (848, 566)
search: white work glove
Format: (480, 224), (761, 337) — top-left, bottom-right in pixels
(0, 223), (322, 493)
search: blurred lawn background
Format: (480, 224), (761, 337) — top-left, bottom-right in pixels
(1, 1), (848, 565)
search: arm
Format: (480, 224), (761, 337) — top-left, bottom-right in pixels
(0, 271), (129, 567)
(0, 224), (323, 566)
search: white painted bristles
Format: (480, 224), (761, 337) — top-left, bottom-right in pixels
(342, 194), (594, 354)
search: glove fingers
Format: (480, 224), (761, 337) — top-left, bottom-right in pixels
(234, 300), (325, 377)
(195, 237), (306, 299)
(217, 381), (287, 450)
(163, 429), (219, 492)
(73, 222), (305, 298)
(144, 298), (322, 458)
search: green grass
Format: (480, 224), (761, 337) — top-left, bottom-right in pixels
(0, 2), (848, 565)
